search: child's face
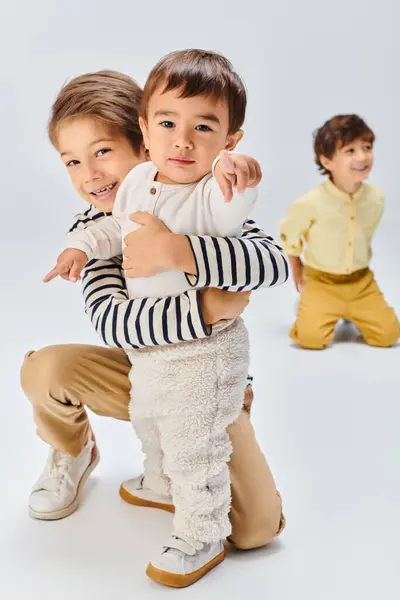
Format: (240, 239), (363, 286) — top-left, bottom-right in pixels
(321, 138), (374, 189)
(139, 87), (242, 185)
(57, 117), (143, 212)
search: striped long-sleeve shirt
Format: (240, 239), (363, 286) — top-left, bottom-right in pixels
(69, 206), (289, 350)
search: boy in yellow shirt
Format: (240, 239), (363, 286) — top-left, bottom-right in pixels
(280, 114), (399, 350)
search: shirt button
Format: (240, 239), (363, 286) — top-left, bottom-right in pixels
(350, 216), (355, 220)
(150, 187), (157, 195)
(348, 242), (352, 246)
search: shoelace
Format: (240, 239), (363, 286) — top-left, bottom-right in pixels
(37, 450), (75, 495)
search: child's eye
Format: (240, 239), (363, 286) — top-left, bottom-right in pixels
(96, 148), (111, 157)
(346, 148), (354, 154)
(66, 159), (79, 168)
(364, 145), (372, 151)
(160, 121), (175, 128)
(195, 124), (212, 132)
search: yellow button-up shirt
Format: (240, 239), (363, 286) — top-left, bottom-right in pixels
(279, 180), (384, 275)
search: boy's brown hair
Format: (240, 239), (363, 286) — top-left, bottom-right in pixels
(140, 49), (247, 135)
(48, 70), (144, 154)
(314, 114), (375, 175)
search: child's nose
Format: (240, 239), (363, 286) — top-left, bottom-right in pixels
(355, 149), (367, 162)
(84, 164), (101, 182)
(174, 129), (194, 150)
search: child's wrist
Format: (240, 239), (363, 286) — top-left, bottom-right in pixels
(211, 151), (236, 177)
(289, 254), (302, 265)
(166, 234), (196, 275)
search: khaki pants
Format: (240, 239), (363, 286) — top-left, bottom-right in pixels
(20, 344), (285, 550)
(291, 267), (400, 350)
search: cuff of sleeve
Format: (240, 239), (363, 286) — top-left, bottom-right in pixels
(279, 233), (302, 257)
(184, 236), (204, 288)
(211, 151), (238, 177)
(67, 241), (93, 261)
(284, 247), (302, 257)
(192, 289), (212, 338)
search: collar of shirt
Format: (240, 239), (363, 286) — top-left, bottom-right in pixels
(324, 178), (365, 202)
(149, 162), (200, 192)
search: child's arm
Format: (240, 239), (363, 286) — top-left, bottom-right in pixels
(83, 218), (289, 349)
(205, 152), (259, 236)
(43, 248), (89, 283)
(64, 208), (210, 348)
(68, 207), (288, 349)
(67, 215), (122, 261)
(288, 256), (304, 293)
(365, 189), (385, 237)
(184, 220), (289, 291)
(43, 216), (122, 283)
(82, 259), (211, 347)
(121, 211), (288, 291)
(279, 195), (315, 292)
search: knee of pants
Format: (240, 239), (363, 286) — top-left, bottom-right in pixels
(290, 323), (333, 350)
(230, 493), (285, 550)
(20, 345), (79, 406)
(365, 321), (400, 348)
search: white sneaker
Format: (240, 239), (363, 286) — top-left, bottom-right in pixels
(146, 534), (225, 588)
(119, 475), (174, 513)
(29, 438), (99, 520)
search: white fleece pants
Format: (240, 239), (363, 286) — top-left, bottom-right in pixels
(128, 318), (249, 543)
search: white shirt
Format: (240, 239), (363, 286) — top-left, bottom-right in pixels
(69, 161), (258, 299)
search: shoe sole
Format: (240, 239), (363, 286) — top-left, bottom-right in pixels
(146, 550), (225, 588)
(29, 446), (100, 521)
(119, 484), (175, 514)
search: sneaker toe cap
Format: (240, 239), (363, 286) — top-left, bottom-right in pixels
(29, 490), (66, 514)
(151, 549), (189, 575)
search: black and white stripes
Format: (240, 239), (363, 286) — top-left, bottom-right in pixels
(69, 206), (288, 350)
(185, 220), (288, 292)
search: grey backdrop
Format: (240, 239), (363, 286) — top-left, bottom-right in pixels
(1, 2), (399, 599)
(2, 0), (399, 349)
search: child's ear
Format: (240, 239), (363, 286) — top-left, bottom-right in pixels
(139, 117), (150, 152)
(224, 129), (244, 152)
(320, 154), (333, 173)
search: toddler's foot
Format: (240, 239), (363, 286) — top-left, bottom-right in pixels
(119, 475), (174, 513)
(146, 533), (225, 588)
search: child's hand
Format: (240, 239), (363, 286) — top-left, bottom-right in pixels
(289, 255), (304, 293)
(43, 249), (88, 283)
(200, 288), (251, 326)
(122, 212), (172, 278)
(214, 151), (262, 202)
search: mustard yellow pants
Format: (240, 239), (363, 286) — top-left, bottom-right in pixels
(291, 267), (399, 350)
